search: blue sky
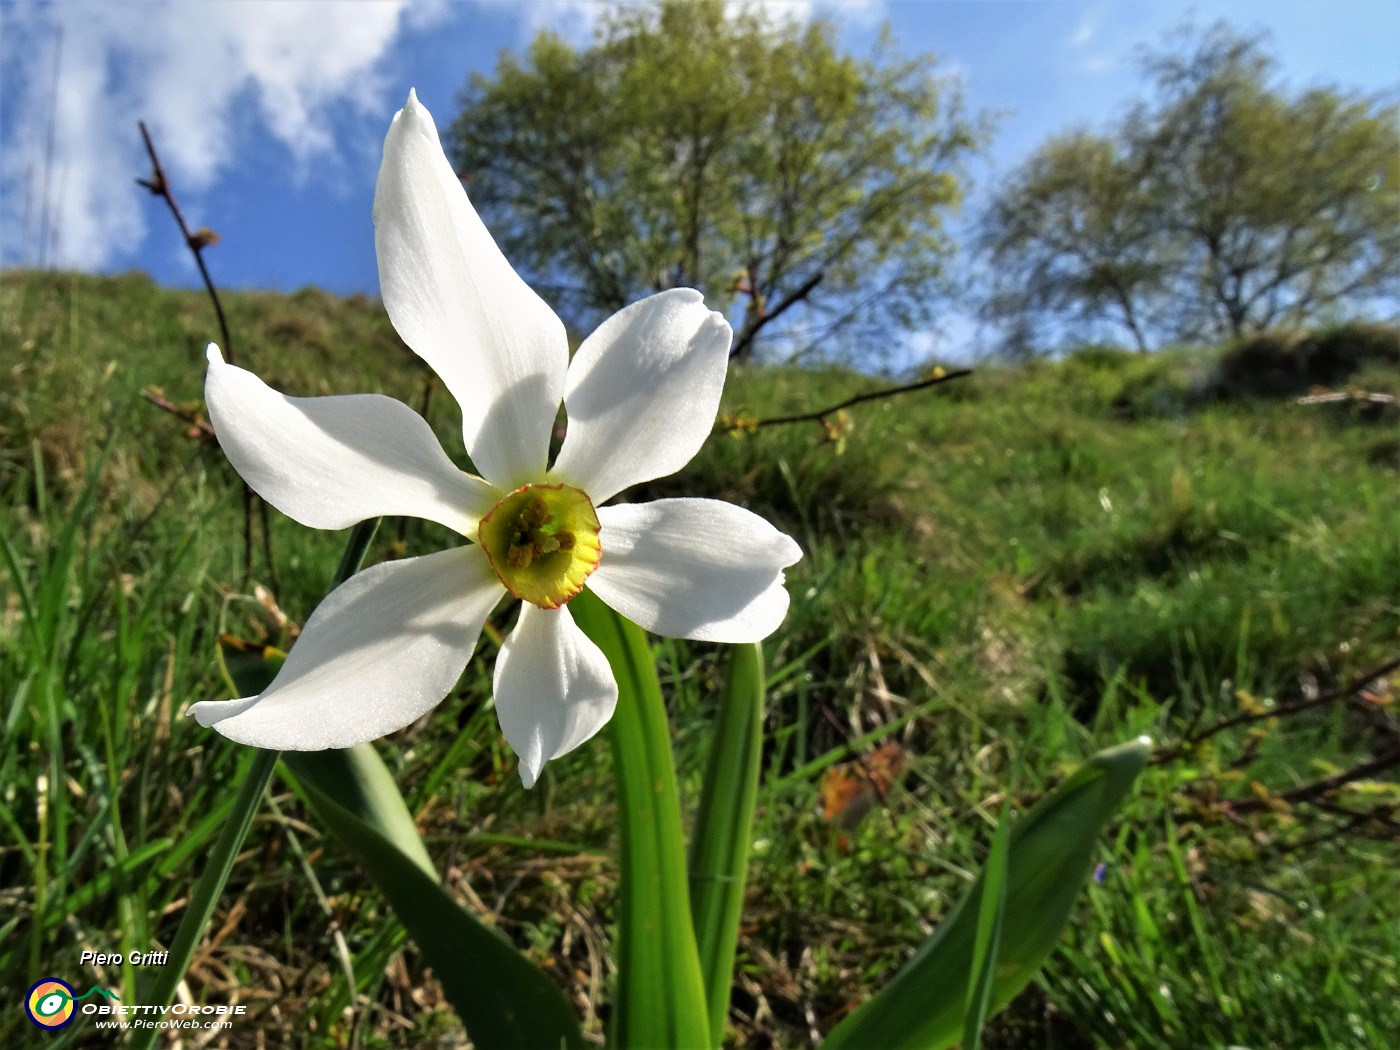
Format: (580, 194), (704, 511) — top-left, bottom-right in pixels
(2, 0), (1396, 354)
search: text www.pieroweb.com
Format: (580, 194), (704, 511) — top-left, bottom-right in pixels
(86, 1003), (244, 1031)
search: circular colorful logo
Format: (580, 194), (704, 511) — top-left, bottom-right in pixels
(25, 978), (76, 1030)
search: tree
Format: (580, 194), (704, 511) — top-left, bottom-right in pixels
(979, 133), (1167, 354)
(981, 25), (1400, 352)
(449, 0), (982, 362)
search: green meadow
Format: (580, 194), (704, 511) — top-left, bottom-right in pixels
(3, 269), (1397, 1048)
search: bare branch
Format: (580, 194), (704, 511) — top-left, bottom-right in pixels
(730, 270), (824, 360)
(136, 120), (277, 588)
(136, 121), (235, 364)
(1224, 745), (1400, 815)
(1153, 655), (1400, 765)
(722, 367), (972, 432)
(141, 388), (215, 438)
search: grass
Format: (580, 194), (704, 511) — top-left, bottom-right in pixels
(2, 268), (1397, 1048)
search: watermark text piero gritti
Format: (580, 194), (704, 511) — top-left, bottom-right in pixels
(80, 949), (169, 966)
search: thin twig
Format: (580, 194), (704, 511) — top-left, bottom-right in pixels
(726, 368), (973, 432)
(1153, 655), (1400, 764)
(141, 389), (216, 438)
(137, 119), (276, 587)
(1263, 800), (1399, 858)
(1224, 745), (1400, 816)
(1297, 389), (1396, 406)
(136, 121), (234, 363)
(258, 501), (279, 595)
(730, 270), (824, 360)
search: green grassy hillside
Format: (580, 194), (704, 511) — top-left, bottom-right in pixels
(3, 269), (1397, 1048)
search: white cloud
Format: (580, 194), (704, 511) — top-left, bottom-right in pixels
(508, 0), (885, 45)
(1066, 5), (1117, 74)
(1069, 10), (1097, 48)
(736, 0), (886, 27)
(0, 0), (449, 270)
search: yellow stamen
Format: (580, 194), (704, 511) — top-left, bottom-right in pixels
(478, 484), (601, 608)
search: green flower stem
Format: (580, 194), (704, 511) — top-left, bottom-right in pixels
(131, 519), (381, 1050)
(571, 590), (711, 1050)
(688, 643), (765, 1046)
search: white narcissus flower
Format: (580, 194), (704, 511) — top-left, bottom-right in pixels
(188, 90), (802, 788)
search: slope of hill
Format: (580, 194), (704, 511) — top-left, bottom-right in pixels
(3, 269), (1397, 1048)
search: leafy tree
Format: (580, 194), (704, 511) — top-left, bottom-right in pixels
(980, 133), (1166, 354)
(981, 25), (1400, 353)
(449, 0), (982, 361)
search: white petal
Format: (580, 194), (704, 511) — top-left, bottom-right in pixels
(205, 345), (496, 534)
(589, 499), (801, 643)
(373, 90), (567, 491)
(549, 289), (731, 504)
(493, 603), (617, 789)
(189, 546), (503, 748)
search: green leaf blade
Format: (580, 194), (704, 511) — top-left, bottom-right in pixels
(961, 805), (1010, 1050)
(688, 642), (765, 1046)
(822, 737), (1151, 1050)
(282, 746), (434, 876)
(132, 749), (278, 1050)
(215, 598), (581, 1049)
(133, 520), (381, 1050)
(287, 768), (587, 1050)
